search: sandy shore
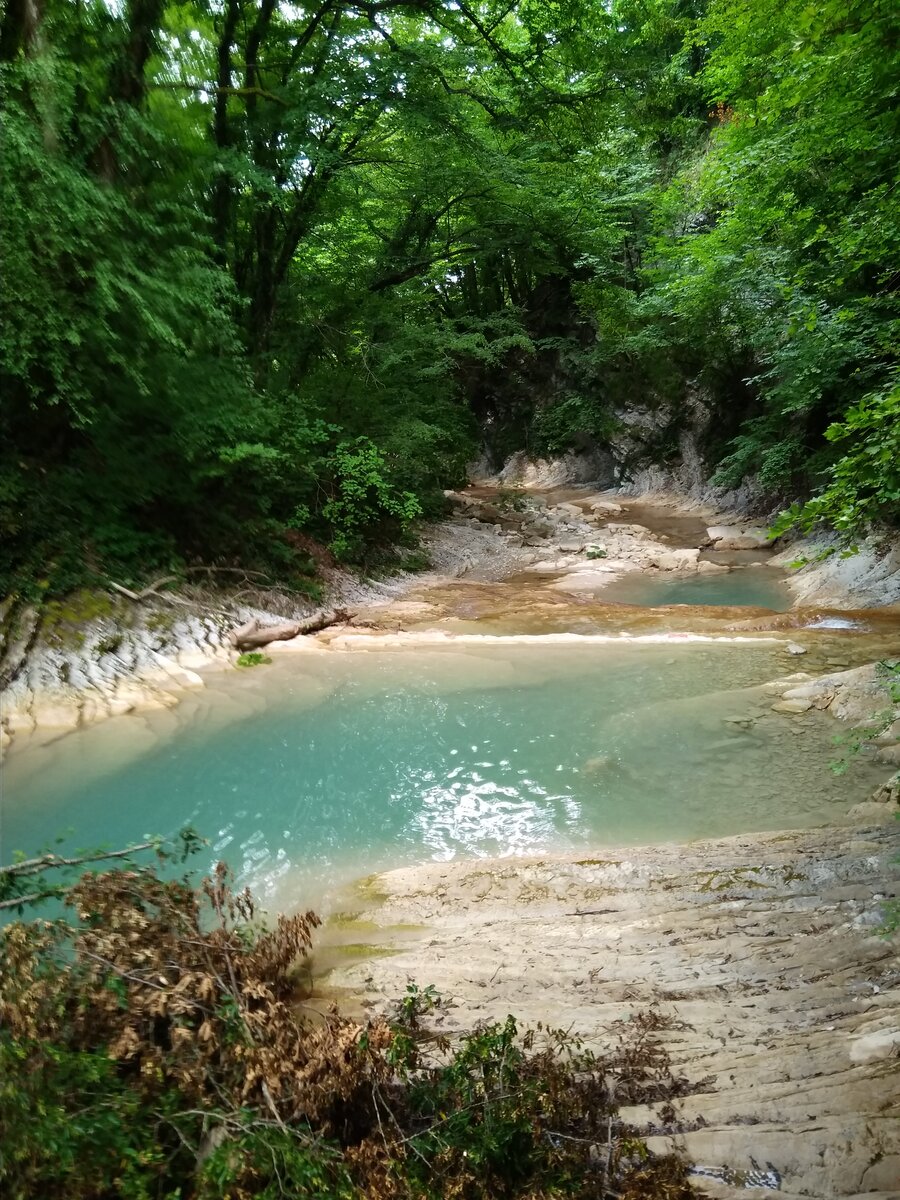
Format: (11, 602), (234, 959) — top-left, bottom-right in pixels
(319, 805), (900, 1199)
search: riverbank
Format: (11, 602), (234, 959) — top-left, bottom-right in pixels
(319, 803), (900, 1199)
(2, 480), (900, 754)
(3, 476), (899, 1197)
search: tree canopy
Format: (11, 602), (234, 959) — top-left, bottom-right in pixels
(1, 0), (898, 598)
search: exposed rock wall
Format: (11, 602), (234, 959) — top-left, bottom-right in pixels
(477, 446), (616, 489)
(774, 534), (900, 609)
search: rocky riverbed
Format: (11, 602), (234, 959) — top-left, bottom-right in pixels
(2, 474), (899, 1197)
(319, 809), (900, 1199)
(2, 478), (899, 751)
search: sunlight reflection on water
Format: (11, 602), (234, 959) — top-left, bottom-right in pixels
(2, 641), (888, 912)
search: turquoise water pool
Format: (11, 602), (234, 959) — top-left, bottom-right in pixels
(2, 641), (882, 910)
(600, 567), (791, 610)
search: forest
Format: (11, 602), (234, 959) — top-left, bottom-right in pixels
(1, 0), (898, 595)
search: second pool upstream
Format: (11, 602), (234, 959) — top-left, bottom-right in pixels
(3, 640), (886, 911)
(596, 566), (792, 610)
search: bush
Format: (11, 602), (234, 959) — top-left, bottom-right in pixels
(236, 651), (272, 668)
(323, 438), (423, 562)
(771, 376), (900, 541)
(0, 848), (701, 1200)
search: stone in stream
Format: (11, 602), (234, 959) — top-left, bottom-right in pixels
(771, 698), (814, 714)
(549, 569), (618, 591)
(697, 559), (730, 574)
(607, 522), (650, 534)
(652, 548), (701, 571)
(706, 524), (771, 550)
(723, 715), (755, 730)
(582, 754), (613, 773)
(786, 641), (807, 655)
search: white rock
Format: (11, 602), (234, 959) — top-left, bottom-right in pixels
(114, 682), (178, 713)
(653, 549), (701, 571)
(706, 525), (771, 550)
(786, 642), (807, 655)
(268, 636), (328, 653)
(30, 699), (81, 730)
(590, 501), (623, 516)
(3, 709), (35, 734)
(79, 696), (109, 725)
(771, 698), (814, 714)
(177, 649), (217, 671)
(697, 560), (730, 574)
(781, 684), (820, 699)
(550, 571), (618, 592)
(849, 1028), (900, 1064)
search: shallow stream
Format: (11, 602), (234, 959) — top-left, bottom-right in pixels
(2, 639), (889, 911)
(4, 489), (899, 913)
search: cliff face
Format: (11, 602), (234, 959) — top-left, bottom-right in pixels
(608, 390), (770, 515)
(475, 385), (773, 516)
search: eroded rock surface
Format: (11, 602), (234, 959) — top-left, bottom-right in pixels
(323, 816), (900, 1199)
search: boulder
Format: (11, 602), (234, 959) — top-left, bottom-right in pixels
(706, 525), (771, 551)
(786, 642), (807, 655)
(590, 500), (624, 516)
(872, 772), (900, 805)
(781, 683), (835, 710)
(607, 522), (650, 534)
(550, 570), (617, 591)
(771, 698), (814, 714)
(697, 560), (730, 575)
(521, 518), (555, 538)
(652, 548), (701, 571)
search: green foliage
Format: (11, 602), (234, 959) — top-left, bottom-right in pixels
(323, 438), (422, 562)
(828, 661), (900, 776)
(0, 829), (204, 916)
(235, 651), (271, 668)
(1, 0), (898, 608)
(648, 0), (900, 512)
(771, 377), (900, 539)
(198, 1129), (355, 1200)
(0, 1038), (185, 1200)
(531, 395), (621, 458)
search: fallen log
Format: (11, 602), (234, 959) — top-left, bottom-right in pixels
(229, 607), (351, 651)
